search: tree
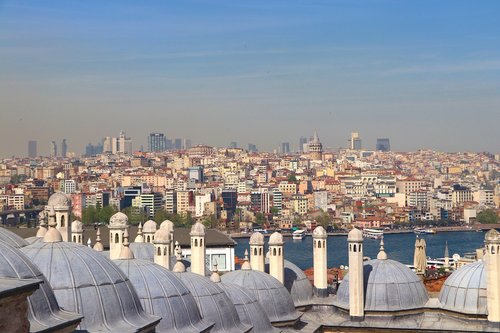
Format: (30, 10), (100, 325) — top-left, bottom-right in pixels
(153, 209), (169, 223)
(315, 211), (331, 227)
(82, 206), (98, 225)
(287, 173), (297, 183)
(202, 215), (218, 228)
(477, 209), (499, 224)
(270, 207), (280, 216)
(255, 212), (266, 225)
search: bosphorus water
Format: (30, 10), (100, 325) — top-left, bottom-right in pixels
(234, 231), (486, 270)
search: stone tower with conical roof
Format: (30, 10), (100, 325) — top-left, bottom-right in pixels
(313, 226), (328, 297)
(348, 227), (364, 320)
(485, 229), (500, 322)
(268, 231), (284, 283)
(190, 222), (206, 276)
(249, 232), (265, 272)
(308, 131), (323, 161)
(109, 212), (128, 260)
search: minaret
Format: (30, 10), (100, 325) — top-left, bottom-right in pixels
(93, 228), (104, 252)
(347, 227), (364, 320)
(71, 220), (83, 244)
(134, 222), (144, 243)
(268, 231), (284, 284)
(108, 212), (128, 260)
(143, 220), (158, 244)
(190, 222), (206, 276)
(444, 241), (450, 270)
(249, 232), (265, 272)
(313, 226), (328, 297)
(485, 229), (500, 322)
(153, 228), (171, 269)
(160, 220), (175, 255)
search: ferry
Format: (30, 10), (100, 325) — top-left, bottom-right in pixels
(292, 229), (306, 240)
(362, 228), (384, 240)
(414, 228), (437, 235)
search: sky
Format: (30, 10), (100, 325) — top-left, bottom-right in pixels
(1, 0), (500, 156)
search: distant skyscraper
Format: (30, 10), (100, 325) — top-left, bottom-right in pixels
(184, 139), (192, 149)
(229, 141), (238, 149)
(118, 131), (133, 154)
(308, 131), (323, 160)
(148, 132), (166, 152)
(376, 138), (391, 152)
(61, 139), (67, 158)
(349, 132), (362, 150)
(28, 140), (37, 158)
(248, 143), (258, 152)
(299, 136), (308, 152)
(281, 142), (290, 154)
(50, 141), (57, 157)
(174, 138), (182, 150)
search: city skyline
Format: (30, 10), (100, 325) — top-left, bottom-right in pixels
(1, 0), (500, 157)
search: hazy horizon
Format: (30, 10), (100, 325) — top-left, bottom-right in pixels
(1, 1), (500, 157)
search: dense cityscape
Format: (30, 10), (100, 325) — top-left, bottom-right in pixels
(2, 130), (499, 231)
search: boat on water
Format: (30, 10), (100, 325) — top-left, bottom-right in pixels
(292, 229), (306, 240)
(362, 228), (384, 239)
(414, 228), (437, 235)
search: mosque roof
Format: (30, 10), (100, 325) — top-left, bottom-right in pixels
(114, 258), (213, 333)
(0, 240), (82, 332)
(21, 238), (160, 332)
(439, 261), (487, 315)
(221, 269), (301, 325)
(336, 258), (428, 312)
(0, 227), (29, 248)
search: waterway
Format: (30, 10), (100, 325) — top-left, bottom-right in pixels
(234, 231), (486, 270)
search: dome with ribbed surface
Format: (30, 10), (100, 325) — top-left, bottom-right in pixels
(47, 192), (70, 207)
(143, 220), (157, 233)
(249, 232), (264, 245)
(0, 241), (82, 332)
(175, 271), (251, 333)
(268, 232), (283, 245)
(130, 242), (154, 261)
(336, 259), (429, 312)
(265, 259), (313, 308)
(109, 212), (128, 227)
(221, 269), (301, 325)
(21, 241), (160, 332)
(222, 282), (278, 333)
(114, 259), (213, 333)
(0, 227), (29, 248)
(439, 261), (487, 315)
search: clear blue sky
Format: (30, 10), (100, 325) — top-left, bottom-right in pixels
(1, 0), (499, 156)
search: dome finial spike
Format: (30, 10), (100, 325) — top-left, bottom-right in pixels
(118, 229), (134, 259)
(241, 249), (252, 270)
(87, 238), (92, 248)
(93, 228), (104, 252)
(172, 243), (186, 273)
(210, 259), (221, 282)
(377, 235), (387, 260)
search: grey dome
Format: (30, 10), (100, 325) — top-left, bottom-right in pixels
(439, 261), (487, 315)
(0, 227), (29, 248)
(0, 241), (81, 332)
(336, 259), (429, 312)
(222, 282), (278, 333)
(221, 269), (301, 325)
(175, 271), (251, 333)
(47, 192), (70, 207)
(265, 259), (313, 308)
(114, 259), (213, 333)
(21, 241), (160, 332)
(130, 242), (154, 261)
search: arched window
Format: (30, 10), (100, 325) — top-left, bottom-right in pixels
(273, 248), (276, 256)
(318, 241), (322, 248)
(164, 248), (167, 255)
(157, 247), (161, 256)
(254, 248), (257, 255)
(115, 233), (119, 243)
(194, 239), (198, 247)
(353, 244), (357, 252)
(147, 236), (150, 243)
(492, 246), (496, 254)
(200, 239), (203, 247)
(278, 248), (281, 256)
(323, 240), (326, 248)
(259, 248), (262, 255)
(73, 235), (76, 242)
(349, 244), (352, 251)
(61, 215), (65, 227)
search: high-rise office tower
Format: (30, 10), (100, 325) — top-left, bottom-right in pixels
(148, 132), (166, 152)
(281, 142), (290, 154)
(28, 140), (37, 158)
(376, 138), (391, 152)
(61, 139), (67, 158)
(184, 139), (192, 149)
(50, 141), (57, 157)
(229, 141), (238, 149)
(118, 131), (133, 154)
(174, 138), (182, 150)
(299, 136), (308, 152)
(349, 132), (362, 150)
(248, 143), (258, 152)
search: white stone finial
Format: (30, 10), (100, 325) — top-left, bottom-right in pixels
(377, 236), (387, 260)
(118, 229), (134, 260)
(135, 222), (144, 243)
(241, 249), (252, 270)
(172, 243), (186, 273)
(87, 238), (92, 248)
(210, 260), (221, 283)
(93, 228), (104, 252)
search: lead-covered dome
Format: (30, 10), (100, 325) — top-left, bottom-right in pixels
(47, 192), (70, 207)
(0, 241), (81, 332)
(143, 220), (157, 233)
(439, 261), (487, 315)
(21, 239), (160, 332)
(109, 212), (128, 227)
(129, 242), (154, 261)
(336, 259), (429, 312)
(114, 259), (213, 333)
(0, 227), (29, 248)
(175, 271), (251, 333)
(222, 282), (277, 333)
(221, 269), (301, 325)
